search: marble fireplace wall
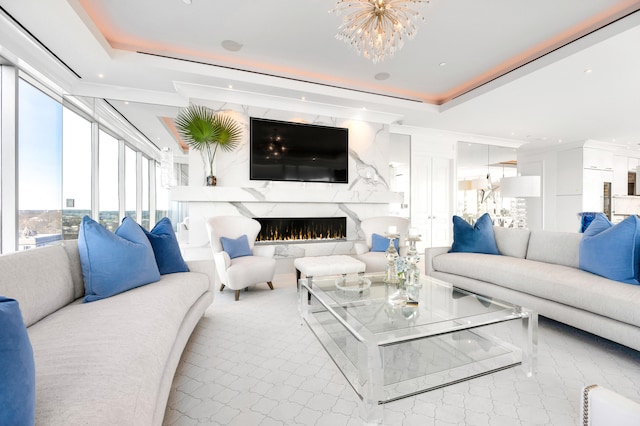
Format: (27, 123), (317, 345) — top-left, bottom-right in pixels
(176, 105), (402, 258)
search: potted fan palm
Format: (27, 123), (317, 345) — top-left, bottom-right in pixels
(175, 105), (243, 186)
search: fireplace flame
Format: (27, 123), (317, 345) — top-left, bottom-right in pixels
(255, 217), (347, 243)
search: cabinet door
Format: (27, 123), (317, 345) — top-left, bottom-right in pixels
(583, 169), (612, 212)
(583, 147), (613, 170)
(411, 152), (452, 249)
(613, 156), (628, 196)
(430, 157), (451, 247)
(582, 169), (602, 212)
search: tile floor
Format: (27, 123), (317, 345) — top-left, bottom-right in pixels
(164, 274), (640, 425)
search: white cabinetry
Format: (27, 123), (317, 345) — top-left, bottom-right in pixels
(555, 146), (614, 232)
(613, 155), (628, 196)
(411, 151), (452, 249)
(583, 169), (613, 212)
(583, 147), (614, 170)
(628, 157), (639, 171)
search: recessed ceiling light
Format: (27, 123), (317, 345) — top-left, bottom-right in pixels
(584, 68), (593, 74)
(374, 72), (390, 81)
(558, 139), (563, 143)
(362, 107), (367, 111)
(228, 85), (233, 89)
(182, 0), (192, 4)
(301, 96), (306, 101)
(439, 62), (447, 67)
(221, 40), (243, 52)
(98, 73), (104, 78)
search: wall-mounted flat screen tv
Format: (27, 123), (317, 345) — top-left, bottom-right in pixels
(250, 117), (348, 183)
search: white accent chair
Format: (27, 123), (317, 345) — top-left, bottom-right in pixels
(581, 385), (640, 426)
(354, 216), (410, 273)
(206, 216), (276, 301)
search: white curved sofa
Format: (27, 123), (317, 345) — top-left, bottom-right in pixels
(425, 227), (640, 352)
(0, 241), (214, 425)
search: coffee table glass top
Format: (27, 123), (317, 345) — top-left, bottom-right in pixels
(304, 273), (526, 344)
(299, 272), (537, 422)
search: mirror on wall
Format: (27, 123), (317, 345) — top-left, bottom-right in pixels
(389, 134), (411, 218)
(456, 142), (517, 226)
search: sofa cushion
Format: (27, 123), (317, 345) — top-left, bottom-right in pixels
(143, 217), (189, 275)
(0, 245), (75, 327)
(0, 297), (35, 426)
(27, 271), (210, 425)
(62, 241), (86, 300)
(432, 252), (640, 327)
(526, 230), (582, 268)
(371, 233), (399, 252)
(220, 234), (252, 259)
(79, 216), (160, 303)
(449, 213), (499, 255)
(579, 214), (640, 284)
(493, 226), (530, 258)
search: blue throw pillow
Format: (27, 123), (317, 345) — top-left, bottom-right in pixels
(142, 218), (189, 275)
(371, 233), (399, 252)
(0, 297), (35, 426)
(79, 216), (161, 302)
(220, 235), (252, 259)
(449, 213), (500, 254)
(579, 213), (640, 284)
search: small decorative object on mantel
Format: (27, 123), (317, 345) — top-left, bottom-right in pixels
(174, 105), (243, 186)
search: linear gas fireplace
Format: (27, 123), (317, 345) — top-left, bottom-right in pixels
(254, 217), (346, 243)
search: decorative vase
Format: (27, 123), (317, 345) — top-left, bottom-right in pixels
(206, 175), (217, 186)
(405, 234), (422, 301)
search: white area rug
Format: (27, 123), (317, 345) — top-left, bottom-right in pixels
(164, 274), (640, 425)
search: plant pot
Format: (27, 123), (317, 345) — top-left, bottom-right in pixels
(206, 175), (217, 186)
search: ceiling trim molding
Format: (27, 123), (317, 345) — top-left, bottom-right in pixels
(441, 5), (640, 111)
(174, 81), (406, 124)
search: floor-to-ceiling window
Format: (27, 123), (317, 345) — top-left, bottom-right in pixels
(62, 106), (92, 240)
(124, 145), (137, 221)
(141, 156), (150, 229)
(1, 69), (165, 253)
(98, 130), (119, 232)
(17, 79), (63, 250)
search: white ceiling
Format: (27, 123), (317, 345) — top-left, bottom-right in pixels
(0, 0), (639, 153)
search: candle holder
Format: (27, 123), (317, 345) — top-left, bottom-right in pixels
(405, 234), (421, 300)
(385, 232), (409, 307)
(383, 233), (399, 286)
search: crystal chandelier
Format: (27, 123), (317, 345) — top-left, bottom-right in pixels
(331, 0), (429, 63)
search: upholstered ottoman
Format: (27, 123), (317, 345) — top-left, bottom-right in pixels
(294, 255), (366, 289)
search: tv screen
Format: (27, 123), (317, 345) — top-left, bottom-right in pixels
(250, 118), (348, 183)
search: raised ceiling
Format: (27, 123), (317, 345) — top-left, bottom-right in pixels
(0, 0), (639, 152)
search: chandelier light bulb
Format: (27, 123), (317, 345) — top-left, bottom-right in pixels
(331, 0), (429, 63)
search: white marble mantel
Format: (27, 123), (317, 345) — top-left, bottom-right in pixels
(170, 185), (404, 262)
(169, 186), (404, 204)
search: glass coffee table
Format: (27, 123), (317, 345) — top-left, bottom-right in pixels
(299, 273), (537, 424)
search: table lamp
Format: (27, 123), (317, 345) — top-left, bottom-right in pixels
(500, 176), (541, 229)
